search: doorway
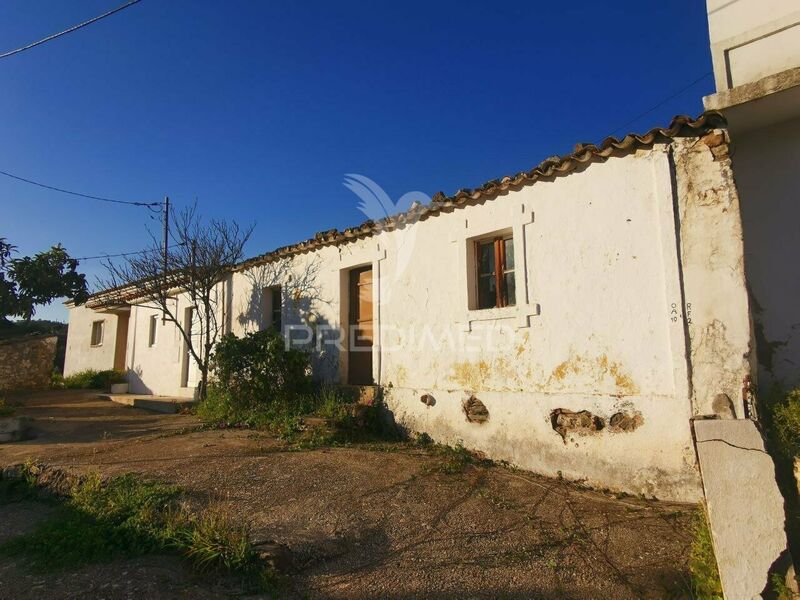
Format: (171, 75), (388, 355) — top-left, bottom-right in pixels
(180, 306), (199, 389)
(347, 266), (374, 385)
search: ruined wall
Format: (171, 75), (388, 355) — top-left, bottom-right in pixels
(0, 335), (58, 390)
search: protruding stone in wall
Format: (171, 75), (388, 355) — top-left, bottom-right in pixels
(711, 393), (736, 419)
(463, 395), (489, 423)
(551, 409), (604, 442)
(608, 411), (644, 433)
(701, 130), (730, 160)
(420, 394), (436, 407)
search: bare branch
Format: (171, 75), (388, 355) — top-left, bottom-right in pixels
(96, 205), (253, 398)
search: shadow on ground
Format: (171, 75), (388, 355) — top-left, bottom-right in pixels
(0, 390), (695, 599)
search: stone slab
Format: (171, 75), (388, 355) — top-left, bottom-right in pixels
(694, 418), (790, 599)
(96, 394), (196, 415)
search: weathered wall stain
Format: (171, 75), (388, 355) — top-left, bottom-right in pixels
(548, 353), (639, 395)
(449, 360), (491, 391)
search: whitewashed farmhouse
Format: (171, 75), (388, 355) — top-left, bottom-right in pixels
(65, 112), (754, 503)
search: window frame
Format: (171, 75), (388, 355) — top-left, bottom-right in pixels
(270, 286), (282, 333)
(261, 285), (282, 333)
(90, 320), (105, 347)
(148, 314), (159, 347)
(474, 234), (516, 310)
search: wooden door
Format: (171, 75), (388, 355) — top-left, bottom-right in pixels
(348, 266), (374, 385)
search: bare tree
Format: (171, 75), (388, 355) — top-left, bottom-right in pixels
(97, 205), (252, 398)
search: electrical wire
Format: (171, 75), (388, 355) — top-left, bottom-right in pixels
(0, 0), (143, 61)
(0, 169), (160, 208)
(603, 71), (713, 139)
(75, 245), (179, 261)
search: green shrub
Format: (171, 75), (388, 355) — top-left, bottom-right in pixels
(314, 385), (351, 423)
(1, 474), (179, 569)
(689, 509), (723, 599)
(1, 473), (272, 586)
(180, 510), (254, 573)
(56, 369), (126, 390)
(769, 387), (800, 459)
(211, 330), (311, 411)
(0, 398), (13, 417)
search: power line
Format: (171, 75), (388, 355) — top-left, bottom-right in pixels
(76, 244), (179, 261)
(603, 71), (713, 140)
(0, 169), (160, 208)
(0, 0), (143, 61)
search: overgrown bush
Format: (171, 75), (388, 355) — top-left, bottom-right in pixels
(0, 472), (276, 588)
(768, 387), (800, 459)
(196, 331), (392, 445)
(211, 330), (311, 411)
(52, 369), (126, 390)
(0, 398), (13, 417)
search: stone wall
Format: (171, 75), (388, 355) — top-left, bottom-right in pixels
(0, 335), (58, 391)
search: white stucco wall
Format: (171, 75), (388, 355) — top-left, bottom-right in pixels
(125, 302), (184, 397)
(707, 0), (800, 90)
(63, 304), (120, 376)
(64, 131), (753, 502)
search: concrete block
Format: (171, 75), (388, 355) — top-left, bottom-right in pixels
(132, 398), (195, 414)
(0, 416), (29, 443)
(694, 419), (790, 599)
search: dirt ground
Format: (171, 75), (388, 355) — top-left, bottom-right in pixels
(0, 391), (696, 599)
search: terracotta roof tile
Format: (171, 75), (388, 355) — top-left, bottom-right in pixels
(237, 111), (726, 271)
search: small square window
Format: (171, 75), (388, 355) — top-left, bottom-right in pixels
(148, 314), (159, 347)
(475, 235), (516, 310)
(90, 320), (104, 346)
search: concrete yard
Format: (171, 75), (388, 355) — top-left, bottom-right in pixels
(0, 391), (697, 599)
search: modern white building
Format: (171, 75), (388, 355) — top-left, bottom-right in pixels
(65, 113), (754, 502)
(704, 0), (800, 387)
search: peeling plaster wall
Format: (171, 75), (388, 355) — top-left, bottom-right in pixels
(375, 148), (703, 501)
(225, 143), (716, 502)
(672, 134), (754, 416)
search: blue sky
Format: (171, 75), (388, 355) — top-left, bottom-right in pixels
(1, 1), (714, 322)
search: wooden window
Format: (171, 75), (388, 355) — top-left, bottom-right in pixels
(90, 320), (104, 346)
(148, 314), (158, 347)
(475, 235), (515, 309)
